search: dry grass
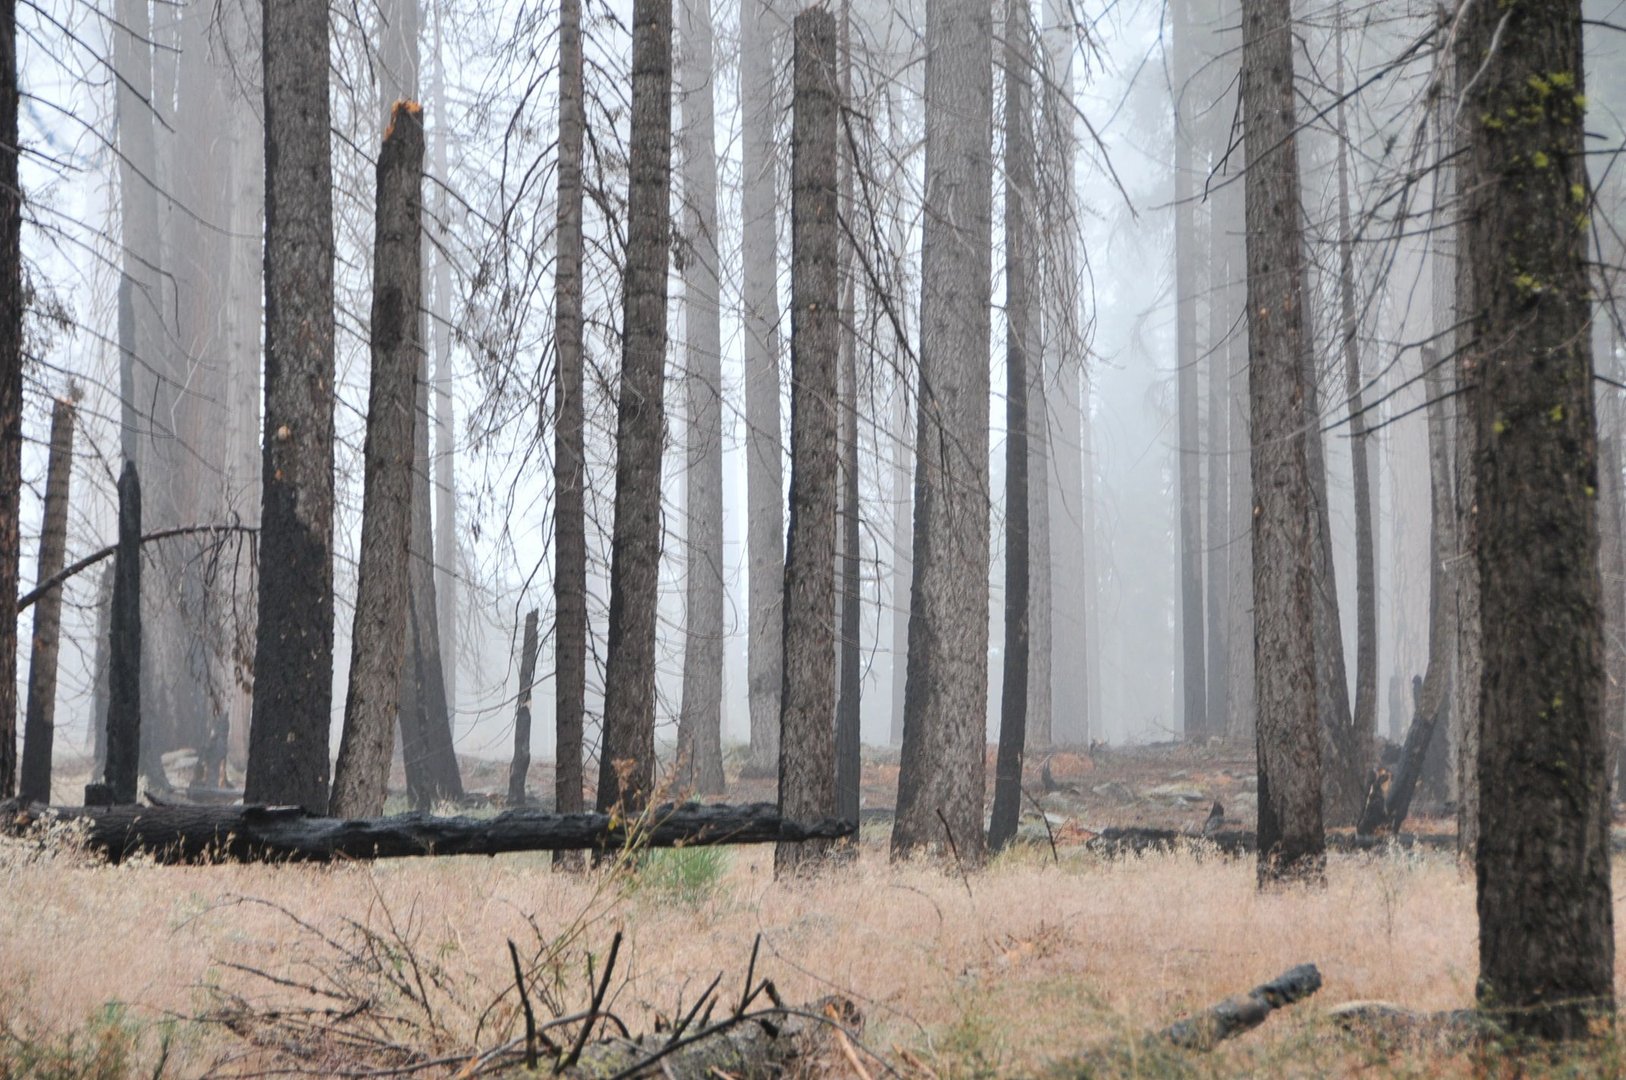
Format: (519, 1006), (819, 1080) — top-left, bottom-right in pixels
(9, 823), (1626, 1077)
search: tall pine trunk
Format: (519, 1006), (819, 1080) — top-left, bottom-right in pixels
(331, 103), (425, 819)
(244, 0), (337, 813)
(676, 0), (726, 794)
(554, 0), (588, 823)
(1460, 0), (1614, 1037)
(18, 398), (74, 803)
(597, 0), (674, 814)
(740, 0), (786, 776)
(1240, 0), (1323, 883)
(893, 0), (992, 865)
(775, 7), (841, 875)
(990, 0), (1034, 852)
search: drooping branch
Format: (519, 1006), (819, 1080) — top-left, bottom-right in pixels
(17, 523), (256, 612)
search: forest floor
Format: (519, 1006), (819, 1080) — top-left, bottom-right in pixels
(4, 742), (1625, 1077)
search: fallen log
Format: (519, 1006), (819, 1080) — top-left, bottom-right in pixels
(0, 800), (855, 865)
(1042, 963), (1322, 1076)
(1085, 826), (1470, 858)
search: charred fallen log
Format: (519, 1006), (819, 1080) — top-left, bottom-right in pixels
(1, 801), (855, 865)
(1084, 826), (1468, 858)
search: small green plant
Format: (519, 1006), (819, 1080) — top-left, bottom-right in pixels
(634, 846), (728, 905)
(0, 1002), (142, 1080)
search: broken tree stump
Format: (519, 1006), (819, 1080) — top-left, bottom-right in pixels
(1, 800), (856, 865)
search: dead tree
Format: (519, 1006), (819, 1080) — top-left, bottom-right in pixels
(18, 397), (75, 804)
(596, 0), (673, 815)
(990, 0), (1034, 853)
(3, 801), (855, 865)
(508, 609), (540, 805)
(98, 463), (143, 805)
(0, 0), (20, 800)
(775, 7), (841, 876)
(330, 102), (425, 819)
(1241, 0), (1324, 883)
(245, 0), (337, 814)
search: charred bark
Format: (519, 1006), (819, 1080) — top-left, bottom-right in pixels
(775, 9), (841, 876)
(509, 610), (540, 805)
(18, 398), (75, 804)
(330, 103), (425, 819)
(101, 464), (143, 805)
(1241, 0), (1324, 884)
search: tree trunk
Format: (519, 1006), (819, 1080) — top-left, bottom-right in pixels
(245, 0), (337, 814)
(740, 0), (786, 776)
(677, 0), (726, 795)
(597, 0), (673, 815)
(990, 0), (1034, 854)
(1459, 0), (1615, 1037)
(0, 0), (17, 800)
(330, 104), (425, 820)
(893, 0), (992, 865)
(509, 610), (540, 805)
(102, 464), (143, 805)
(1042, 0), (1088, 745)
(775, 9), (840, 876)
(1334, 18), (1378, 817)
(431, 19), (458, 723)
(1172, 0), (1206, 741)
(90, 564), (113, 775)
(1384, 346), (1458, 832)
(889, 346), (913, 747)
(554, 0), (587, 823)
(1240, 0), (1324, 884)
(834, 3), (863, 828)
(18, 398), (75, 804)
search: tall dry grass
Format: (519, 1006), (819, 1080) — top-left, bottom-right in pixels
(3, 831), (1624, 1076)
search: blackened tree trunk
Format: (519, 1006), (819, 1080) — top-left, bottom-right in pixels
(330, 103), (425, 819)
(1240, 0), (1323, 884)
(1172, 0), (1206, 741)
(18, 398), (75, 804)
(89, 564), (113, 774)
(676, 0), (726, 795)
(740, 0), (786, 776)
(597, 0), (673, 815)
(775, 7), (840, 876)
(1459, 0), (1615, 1038)
(989, 0), (1034, 853)
(508, 610), (540, 805)
(401, 356), (463, 804)
(0, 0), (20, 798)
(102, 464), (143, 805)
(554, 0), (587, 823)
(834, 4), (862, 828)
(1385, 346), (1458, 831)
(892, 0), (992, 865)
(245, 0), (337, 814)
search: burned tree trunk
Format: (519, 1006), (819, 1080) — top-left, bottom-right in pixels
(1241, 0), (1324, 884)
(990, 0), (1034, 854)
(245, 0), (337, 814)
(0, 0), (19, 800)
(508, 609), (540, 805)
(834, 6), (862, 830)
(330, 103), (425, 820)
(597, 0), (673, 814)
(1384, 346), (1457, 833)
(18, 397), (75, 805)
(553, 0), (587, 832)
(775, 8), (841, 877)
(893, 0), (993, 865)
(2, 801), (855, 865)
(100, 464), (143, 805)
